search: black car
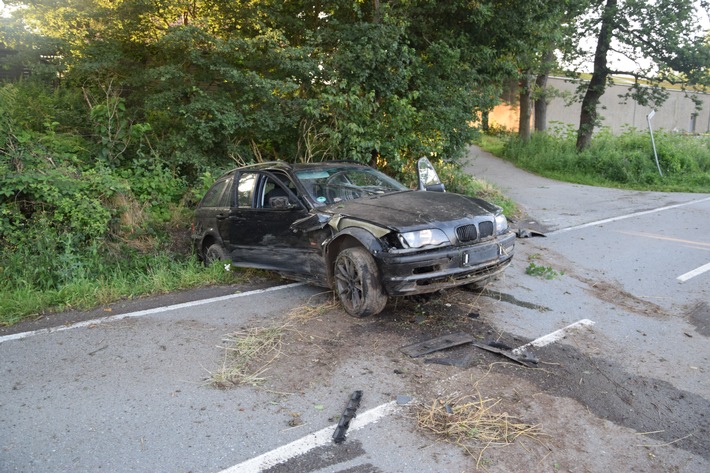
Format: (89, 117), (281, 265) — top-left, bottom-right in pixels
(192, 158), (515, 317)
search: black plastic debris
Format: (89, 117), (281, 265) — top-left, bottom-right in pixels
(486, 340), (513, 351)
(400, 332), (475, 358)
(515, 228), (546, 238)
(472, 342), (538, 367)
(333, 390), (363, 444)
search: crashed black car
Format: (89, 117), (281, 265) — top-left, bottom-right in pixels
(192, 158), (515, 317)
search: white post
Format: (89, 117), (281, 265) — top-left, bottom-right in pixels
(647, 110), (663, 177)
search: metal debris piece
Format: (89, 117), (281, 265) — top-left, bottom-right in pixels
(333, 390), (363, 444)
(471, 342), (538, 367)
(400, 332), (475, 358)
(486, 340), (513, 351)
(424, 352), (477, 369)
(515, 228), (546, 238)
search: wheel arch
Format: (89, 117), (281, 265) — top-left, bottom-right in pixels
(198, 231), (224, 260)
(324, 227), (385, 286)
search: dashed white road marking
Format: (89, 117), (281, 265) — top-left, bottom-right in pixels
(512, 319), (596, 356)
(678, 262), (710, 283)
(219, 401), (398, 473)
(547, 196), (710, 236)
(0, 282), (305, 344)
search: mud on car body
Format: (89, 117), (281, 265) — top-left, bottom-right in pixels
(192, 158), (515, 317)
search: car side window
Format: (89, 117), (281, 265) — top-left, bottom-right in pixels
(200, 178), (229, 208)
(217, 177), (234, 207)
(261, 173), (300, 209)
(237, 172), (257, 208)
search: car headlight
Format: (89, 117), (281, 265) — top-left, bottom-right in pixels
(495, 214), (508, 234)
(398, 229), (450, 249)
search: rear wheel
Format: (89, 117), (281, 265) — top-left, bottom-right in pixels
(334, 247), (387, 317)
(204, 243), (228, 267)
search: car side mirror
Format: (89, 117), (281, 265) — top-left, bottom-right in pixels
(417, 157), (445, 192)
(269, 196), (293, 209)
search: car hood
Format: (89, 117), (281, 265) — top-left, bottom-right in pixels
(322, 191), (499, 231)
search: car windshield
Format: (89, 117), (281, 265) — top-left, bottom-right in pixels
(295, 166), (408, 206)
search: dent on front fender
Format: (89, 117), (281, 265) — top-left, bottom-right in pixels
(290, 212), (332, 232)
(328, 216), (391, 238)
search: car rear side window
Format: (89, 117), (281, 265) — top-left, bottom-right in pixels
(200, 179), (230, 208)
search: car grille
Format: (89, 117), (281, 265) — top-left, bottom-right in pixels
(456, 224), (477, 242)
(456, 220), (494, 243)
(479, 221), (494, 238)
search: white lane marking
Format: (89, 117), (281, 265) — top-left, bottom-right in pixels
(512, 319), (595, 355)
(548, 196), (710, 236)
(0, 283), (305, 344)
(219, 401), (398, 473)
(678, 262), (710, 283)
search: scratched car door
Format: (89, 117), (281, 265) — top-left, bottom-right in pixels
(228, 171), (318, 275)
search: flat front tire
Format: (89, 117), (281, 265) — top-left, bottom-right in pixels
(334, 247), (387, 317)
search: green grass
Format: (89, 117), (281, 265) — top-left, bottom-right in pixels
(436, 162), (519, 218)
(477, 127), (710, 193)
(0, 257), (259, 326)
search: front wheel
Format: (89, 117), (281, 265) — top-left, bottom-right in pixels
(334, 247), (388, 317)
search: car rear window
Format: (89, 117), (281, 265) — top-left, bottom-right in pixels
(200, 178), (230, 207)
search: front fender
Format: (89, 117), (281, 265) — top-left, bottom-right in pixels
(324, 227), (387, 284)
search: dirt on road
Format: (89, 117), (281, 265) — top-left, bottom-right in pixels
(208, 281), (709, 473)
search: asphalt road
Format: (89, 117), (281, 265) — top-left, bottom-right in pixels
(464, 146), (710, 405)
(1, 146), (709, 472)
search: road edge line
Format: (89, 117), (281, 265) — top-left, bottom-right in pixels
(512, 319), (596, 355)
(0, 282), (305, 344)
(548, 196), (710, 236)
(677, 261), (710, 283)
(219, 401), (398, 473)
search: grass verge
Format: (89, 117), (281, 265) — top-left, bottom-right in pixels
(476, 128), (710, 193)
(0, 258), (256, 327)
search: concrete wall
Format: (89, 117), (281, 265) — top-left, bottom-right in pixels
(490, 76), (710, 134)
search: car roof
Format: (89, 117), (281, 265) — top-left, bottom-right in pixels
(215, 160), (369, 179)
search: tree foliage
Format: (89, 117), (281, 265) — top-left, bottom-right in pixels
(1, 0), (558, 295)
(564, 0), (710, 150)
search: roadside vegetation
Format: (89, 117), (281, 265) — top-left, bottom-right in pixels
(1, 1), (707, 327)
(0, 79), (516, 327)
(478, 125), (710, 193)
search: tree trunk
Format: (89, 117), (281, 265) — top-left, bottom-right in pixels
(576, 0), (617, 151)
(534, 49), (555, 132)
(518, 73), (533, 141)
(534, 74), (548, 133)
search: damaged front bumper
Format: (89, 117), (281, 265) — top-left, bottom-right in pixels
(377, 231), (516, 296)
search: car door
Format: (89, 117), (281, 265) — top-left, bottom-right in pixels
(227, 171), (324, 278)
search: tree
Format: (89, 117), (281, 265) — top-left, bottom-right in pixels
(3, 0), (615, 170)
(533, 49), (557, 132)
(568, 0), (710, 151)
